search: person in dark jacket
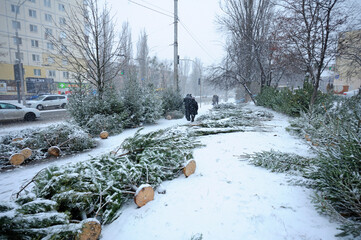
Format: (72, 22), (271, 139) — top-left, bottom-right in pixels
(189, 97), (198, 122)
(183, 94), (192, 121)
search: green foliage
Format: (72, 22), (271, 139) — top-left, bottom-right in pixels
(254, 94), (361, 238)
(256, 83), (334, 117)
(159, 88), (184, 115)
(248, 150), (314, 174)
(67, 86), (130, 135)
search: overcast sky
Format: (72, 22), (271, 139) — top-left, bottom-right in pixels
(103, 0), (225, 66)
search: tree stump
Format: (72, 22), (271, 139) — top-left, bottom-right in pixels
(9, 153), (25, 166)
(77, 219), (102, 240)
(183, 160), (196, 177)
(12, 138), (23, 142)
(48, 146), (61, 157)
(20, 148), (32, 159)
(100, 131), (109, 139)
(134, 184), (154, 207)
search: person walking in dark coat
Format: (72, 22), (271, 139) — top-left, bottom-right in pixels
(189, 97), (198, 122)
(183, 94), (192, 121)
(212, 94), (219, 105)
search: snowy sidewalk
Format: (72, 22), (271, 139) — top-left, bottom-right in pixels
(101, 105), (341, 240)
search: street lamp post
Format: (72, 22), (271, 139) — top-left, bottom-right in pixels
(179, 58), (202, 107)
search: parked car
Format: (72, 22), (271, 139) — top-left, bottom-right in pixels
(343, 88), (360, 98)
(26, 94), (68, 110)
(0, 102), (41, 121)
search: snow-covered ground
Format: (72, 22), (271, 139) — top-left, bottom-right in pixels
(0, 101), (342, 239)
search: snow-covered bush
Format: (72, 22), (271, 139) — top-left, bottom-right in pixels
(67, 86), (129, 135)
(256, 83), (334, 117)
(140, 84), (163, 123)
(0, 123), (96, 169)
(159, 88), (184, 116)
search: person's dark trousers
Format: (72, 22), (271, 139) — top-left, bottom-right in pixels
(191, 114), (195, 122)
(185, 110), (191, 121)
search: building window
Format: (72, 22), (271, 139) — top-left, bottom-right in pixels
(32, 54), (40, 62)
(59, 31), (66, 39)
(30, 24), (38, 33)
(45, 13), (52, 22)
(58, 3), (65, 11)
(48, 70), (56, 77)
(11, 5), (20, 13)
(31, 39), (39, 47)
(45, 28), (53, 39)
(12, 21), (21, 30)
(44, 0), (51, 7)
(63, 71), (69, 79)
(29, 9), (37, 18)
(15, 52), (24, 60)
(48, 57), (55, 64)
(60, 44), (67, 53)
(13, 37), (22, 45)
(47, 42), (54, 50)
(59, 17), (66, 25)
(34, 69), (41, 76)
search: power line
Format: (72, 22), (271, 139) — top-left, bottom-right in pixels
(178, 19), (216, 62)
(138, 0), (173, 16)
(128, 0), (173, 18)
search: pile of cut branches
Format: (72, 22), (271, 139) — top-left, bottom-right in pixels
(191, 103), (273, 136)
(0, 123), (96, 170)
(0, 127), (201, 239)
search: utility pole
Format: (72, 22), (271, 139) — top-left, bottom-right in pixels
(15, 0), (27, 105)
(174, 0), (179, 92)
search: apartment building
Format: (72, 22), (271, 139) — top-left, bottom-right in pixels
(334, 29), (361, 93)
(0, 0), (80, 100)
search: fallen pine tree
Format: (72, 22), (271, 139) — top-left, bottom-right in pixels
(0, 127), (202, 239)
(0, 123), (96, 170)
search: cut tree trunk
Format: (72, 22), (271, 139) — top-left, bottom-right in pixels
(77, 219), (102, 240)
(21, 148), (32, 159)
(9, 153), (25, 166)
(134, 184), (154, 207)
(100, 131), (109, 139)
(48, 146), (61, 157)
(183, 160), (196, 177)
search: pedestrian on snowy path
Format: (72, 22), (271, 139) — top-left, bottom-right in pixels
(183, 94), (193, 121)
(212, 95), (219, 105)
(189, 97), (198, 122)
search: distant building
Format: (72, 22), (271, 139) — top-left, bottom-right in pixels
(0, 0), (81, 100)
(334, 29), (361, 93)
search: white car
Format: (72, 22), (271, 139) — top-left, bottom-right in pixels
(343, 88), (360, 98)
(0, 102), (41, 121)
(26, 94), (68, 110)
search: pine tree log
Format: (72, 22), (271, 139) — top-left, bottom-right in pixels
(305, 134), (311, 141)
(48, 146), (61, 157)
(134, 184), (154, 207)
(77, 219), (102, 240)
(183, 160), (196, 177)
(12, 138), (23, 142)
(9, 153), (25, 166)
(20, 148), (32, 159)
(100, 131), (109, 139)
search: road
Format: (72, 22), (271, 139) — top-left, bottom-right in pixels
(0, 109), (69, 135)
